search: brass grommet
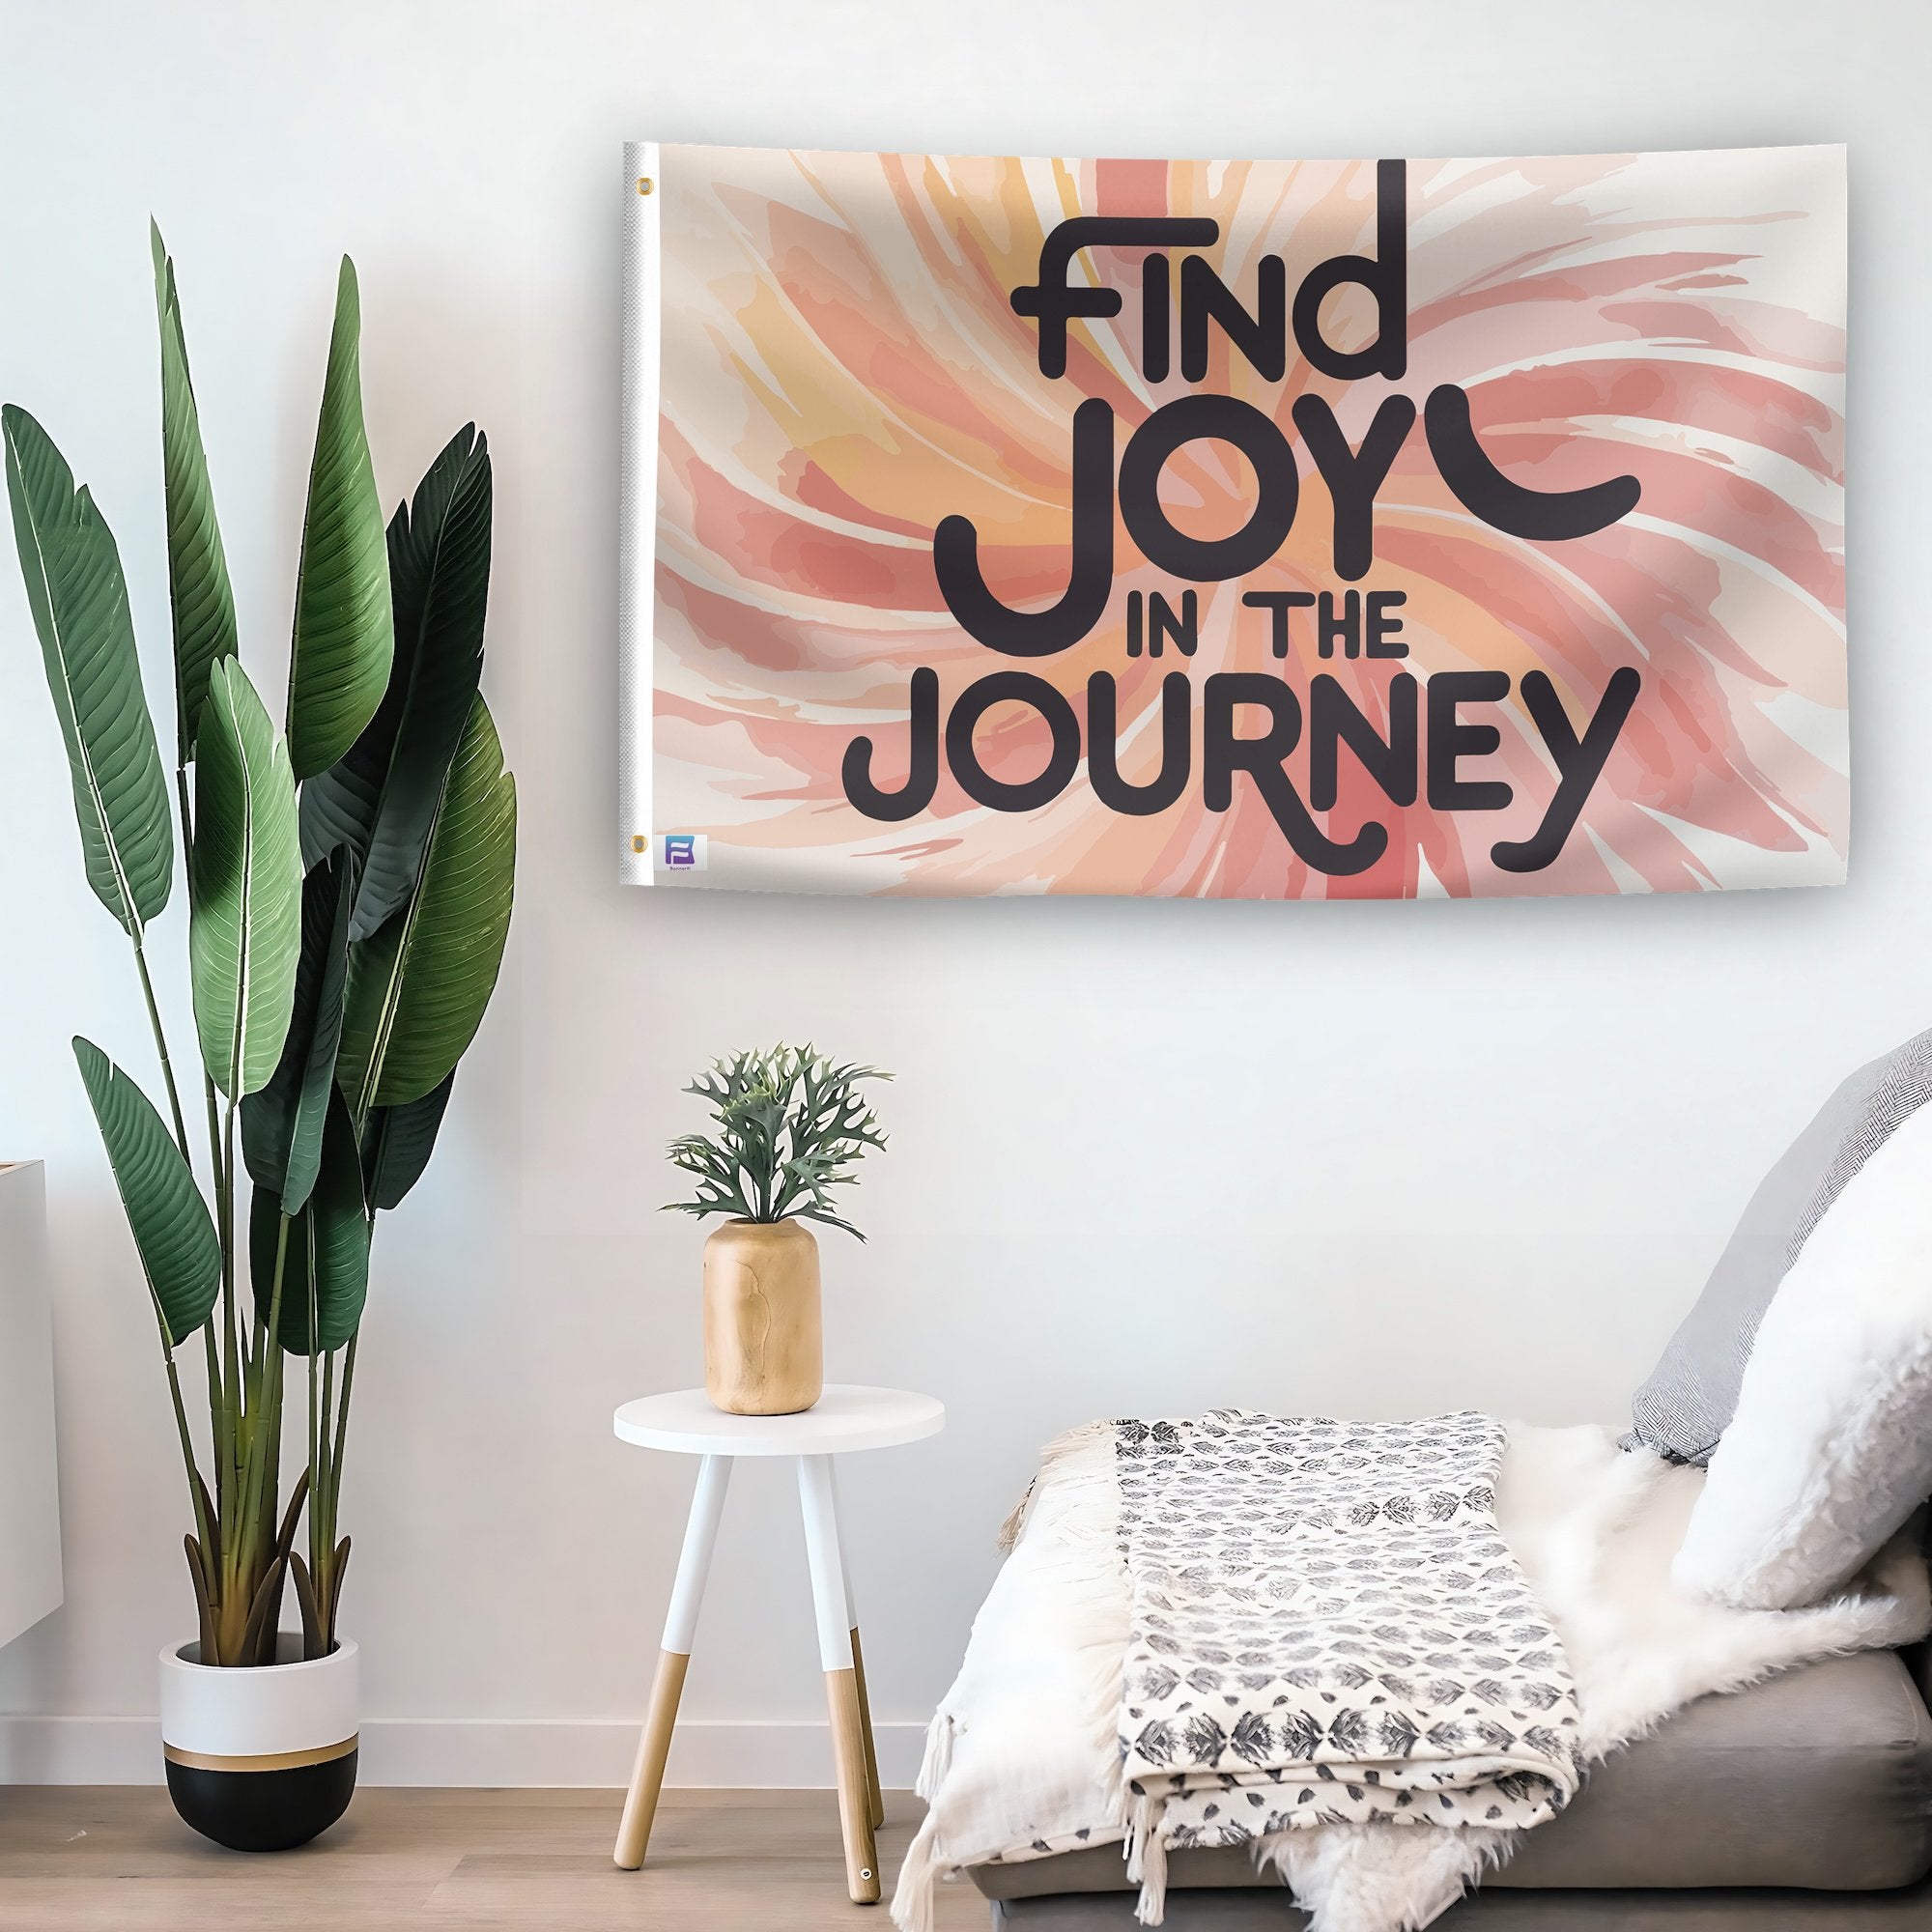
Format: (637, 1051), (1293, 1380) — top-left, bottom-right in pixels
(637, 176), (654, 196)
(631, 835), (647, 853)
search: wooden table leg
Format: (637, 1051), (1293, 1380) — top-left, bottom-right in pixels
(798, 1454), (880, 1904)
(614, 1454), (732, 1869)
(848, 1625), (885, 1831)
(827, 1462), (884, 1830)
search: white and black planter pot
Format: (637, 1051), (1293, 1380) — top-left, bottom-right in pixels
(158, 1635), (358, 1852)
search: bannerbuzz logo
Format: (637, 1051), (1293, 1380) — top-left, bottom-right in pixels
(660, 833), (705, 872)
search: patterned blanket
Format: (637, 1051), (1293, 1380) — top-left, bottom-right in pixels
(1114, 1411), (1583, 1912)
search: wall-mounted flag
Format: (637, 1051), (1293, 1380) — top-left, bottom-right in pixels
(620, 142), (1845, 899)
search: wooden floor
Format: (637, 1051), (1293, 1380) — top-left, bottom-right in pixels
(0, 1787), (986, 1931)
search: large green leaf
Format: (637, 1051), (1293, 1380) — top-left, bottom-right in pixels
(250, 1088), (369, 1355)
(300, 425), (491, 940)
(360, 1069), (454, 1212)
(151, 224), (238, 763)
(4, 405), (174, 936)
(189, 658), (302, 1098)
(73, 1037), (219, 1348)
(242, 848), (354, 1213)
(287, 258), (392, 781)
(338, 695), (515, 1115)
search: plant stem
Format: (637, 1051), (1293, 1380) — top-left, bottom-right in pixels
(315, 1346), (336, 1555)
(202, 1321), (225, 1526)
(128, 768), (224, 1642)
(240, 1215), (290, 1588)
(302, 1343), (334, 1653)
(130, 938), (190, 1165)
(154, 758), (222, 1540)
(216, 1212), (287, 1663)
(200, 1074), (226, 1515)
(318, 1335), (355, 1652)
(330, 1332), (356, 1503)
(217, 1097), (242, 1610)
(220, 1096), (239, 1423)
(307, 1335), (321, 1540)
(162, 1350), (213, 1564)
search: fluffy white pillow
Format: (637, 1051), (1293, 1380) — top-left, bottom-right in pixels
(1673, 1097), (1932, 1610)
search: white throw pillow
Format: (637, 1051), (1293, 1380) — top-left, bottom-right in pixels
(1673, 1097), (1932, 1610)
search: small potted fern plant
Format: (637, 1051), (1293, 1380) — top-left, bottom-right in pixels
(666, 1046), (889, 1415)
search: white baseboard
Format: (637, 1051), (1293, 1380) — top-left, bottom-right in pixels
(0, 1715), (928, 1788)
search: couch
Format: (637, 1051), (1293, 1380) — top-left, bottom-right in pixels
(967, 1647), (1932, 1927)
(951, 1031), (1932, 1928)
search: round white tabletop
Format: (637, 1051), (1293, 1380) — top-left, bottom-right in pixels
(612, 1383), (944, 1458)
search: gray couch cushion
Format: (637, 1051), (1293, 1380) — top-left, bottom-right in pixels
(1625, 1027), (1932, 1465)
(989, 1877), (1932, 1927)
(969, 1651), (1932, 1899)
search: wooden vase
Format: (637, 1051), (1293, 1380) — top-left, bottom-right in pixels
(702, 1218), (823, 1415)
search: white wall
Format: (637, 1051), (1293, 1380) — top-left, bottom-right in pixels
(1, 0), (1927, 1786)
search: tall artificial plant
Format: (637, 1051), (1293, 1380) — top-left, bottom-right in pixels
(4, 228), (515, 1664)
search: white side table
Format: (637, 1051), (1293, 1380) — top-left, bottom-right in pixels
(611, 1384), (945, 1903)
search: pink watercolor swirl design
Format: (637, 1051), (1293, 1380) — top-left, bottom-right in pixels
(648, 145), (1845, 897)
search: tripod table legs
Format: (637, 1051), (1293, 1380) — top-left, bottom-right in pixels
(612, 1448), (886, 1904)
(798, 1453), (882, 1903)
(848, 1623), (885, 1832)
(612, 1454), (732, 1869)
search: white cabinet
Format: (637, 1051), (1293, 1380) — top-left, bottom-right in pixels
(0, 1162), (62, 1648)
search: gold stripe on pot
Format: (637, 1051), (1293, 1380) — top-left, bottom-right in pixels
(163, 1735), (358, 1774)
